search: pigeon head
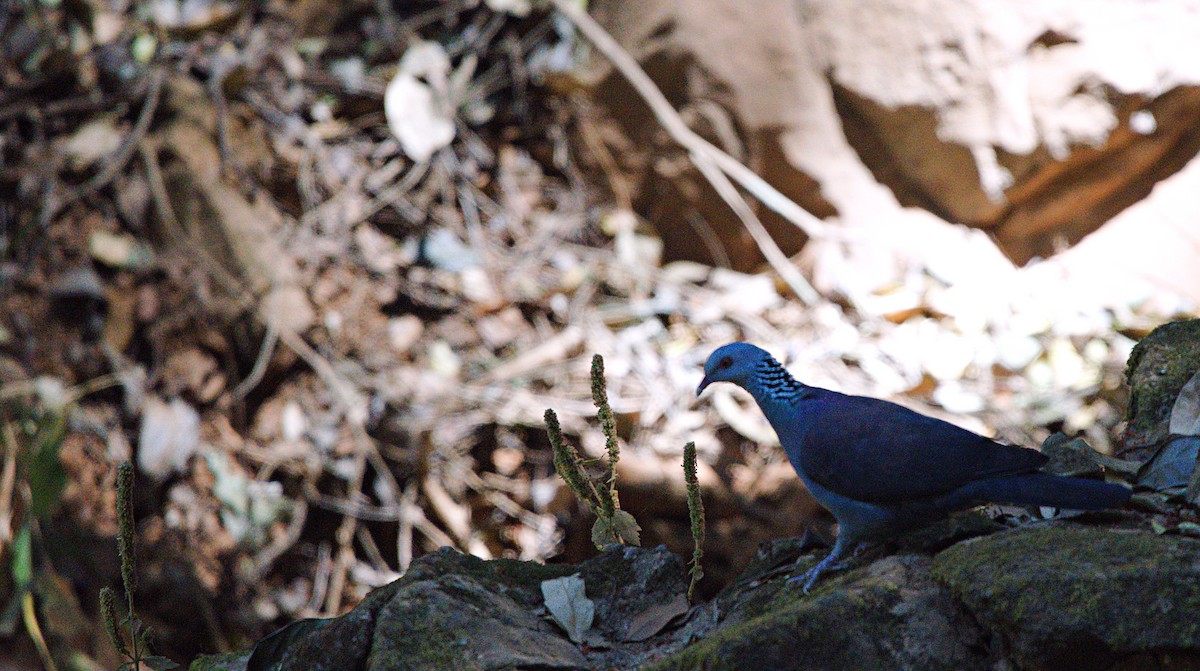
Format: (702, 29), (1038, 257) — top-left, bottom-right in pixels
(697, 342), (772, 396)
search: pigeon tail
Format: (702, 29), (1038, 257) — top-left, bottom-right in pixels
(959, 472), (1131, 510)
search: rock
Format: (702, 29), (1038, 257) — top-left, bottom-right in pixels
(241, 545), (691, 671)
(202, 518), (1200, 671)
(650, 553), (991, 671)
(188, 652), (248, 671)
(932, 526), (1200, 671)
(590, 0), (1200, 313)
(1125, 318), (1200, 450)
(1039, 433), (1111, 479)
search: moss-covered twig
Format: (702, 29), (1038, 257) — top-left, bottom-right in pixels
(683, 441), (705, 600)
(101, 462), (176, 670)
(545, 408), (602, 517)
(545, 354), (640, 549)
(590, 354), (620, 517)
(115, 462), (137, 624)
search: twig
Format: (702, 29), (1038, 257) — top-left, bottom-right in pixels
(422, 475), (473, 547)
(551, 0), (828, 238)
(304, 542), (333, 618)
(480, 325), (584, 383)
(269, 324), (378, 617)
(408, 501), (458, 553)
(240, 498), (308, 584)
(457, 173), (489, 261)
(356, 526), (392, 575)
(274, 327), (366, 424)
(365, 442), (403, 511)
(325, 439), (368, 616)
(36, 68), (166, 232)
(207, 56), (234, 174)
(573, 99), (634, 210)
(0, 422), (17, 545)
(684, 211), (732, 268)
(550, 0), (823, 304)
(406, 0), (475, 33)
(0, 374), (122, 404)
(140, 142), (251, 303)
(300, 157), (430, 232)
(397, 483), (416, 571)
(0, 91), (118, 123)
(81, 68), (166, 196)
(306, 491), (398, 521)
(231, 321), (279, 400)
(692, 152), (819, 304)
(466, 471), (545, 531)
(320, 483), (456, 561)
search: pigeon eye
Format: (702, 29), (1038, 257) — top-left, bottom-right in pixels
(717, 356), (733, 370)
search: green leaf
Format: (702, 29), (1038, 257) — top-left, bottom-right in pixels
(11, 525), (32, 588)
(591, 509), (641, 549)
(24, 410), (67, 520)
(591, 517), (617, 548)
(610, 509), (641, 546)
(142, 654), (181, 670)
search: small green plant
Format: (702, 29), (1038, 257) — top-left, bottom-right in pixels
(3, 400), (69, 671)
(682, 441), (705, 600)
(545, 354), (640, 548)
(100, 462), (178, 671)
(4, 377), (142, 671)
(545, 354), (707, 595)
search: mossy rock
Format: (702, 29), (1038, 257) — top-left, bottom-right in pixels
(932, 525), (1200, 670)
(243, 548), (583, 671)
(241, 544), (691, 671)
(1125, 318), (1200, 450)
(647, 554), (992, 671)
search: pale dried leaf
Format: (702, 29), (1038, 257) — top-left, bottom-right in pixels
(89, 231), (155, 270)
(485, 0), (531, 16)
(541, 574), (593, 644)
(138, 396), (201, 480)
(1169, 370), (1200, 436)
(1137, 436), (1200, 491)
(623, 594), (688, 642)
(62, 117), (123, 170)
(384, 42), (455, 162)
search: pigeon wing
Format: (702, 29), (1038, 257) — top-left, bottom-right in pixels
(795, 392), (1047, 504)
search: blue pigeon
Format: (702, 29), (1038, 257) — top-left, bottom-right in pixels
(697, 342), (1130, 591)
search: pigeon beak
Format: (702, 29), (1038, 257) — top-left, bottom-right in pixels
(696, 376), (712, 397)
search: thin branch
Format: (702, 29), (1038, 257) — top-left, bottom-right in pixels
(550, 0), (828, 303)
(692, 152), (820, 304)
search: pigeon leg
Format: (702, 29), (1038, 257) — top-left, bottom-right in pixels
(788, 534), (855, 593)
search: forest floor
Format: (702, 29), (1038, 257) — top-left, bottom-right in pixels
(0, 3), (1185, 668)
